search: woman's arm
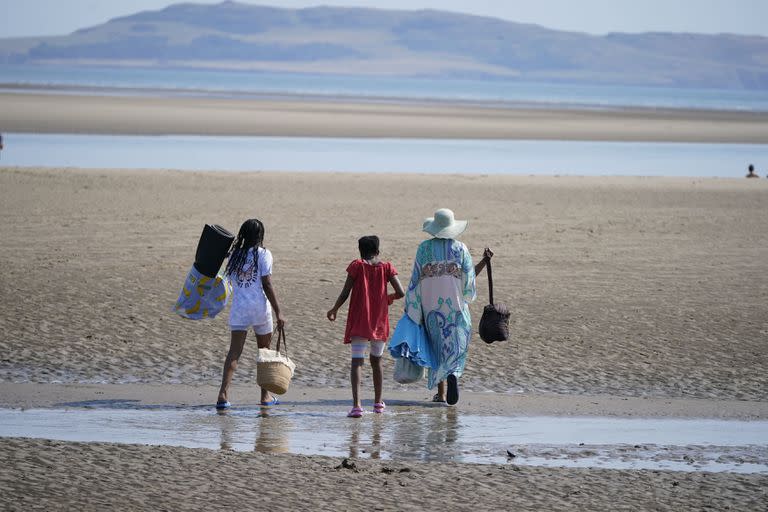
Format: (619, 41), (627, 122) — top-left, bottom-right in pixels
(387, 275), (406, 304)
(327, 274), (355, 321)
(474, 247), (494, 275)
(261, 274), (286, 329)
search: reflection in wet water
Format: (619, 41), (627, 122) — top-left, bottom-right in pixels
(254, 412), (292, 455)
(389, 407), (460, 462)
(213, 407), (293, 454)
(1, 405), (767, 474)
(348, 416), (383, 460)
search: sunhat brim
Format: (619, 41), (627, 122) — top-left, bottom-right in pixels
(422, 218), (468, 239)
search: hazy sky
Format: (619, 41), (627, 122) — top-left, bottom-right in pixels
(1, 0), (767, 38)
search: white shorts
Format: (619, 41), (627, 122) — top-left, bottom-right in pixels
(350, 337), (386, 359)
(231, 319), (273, 336)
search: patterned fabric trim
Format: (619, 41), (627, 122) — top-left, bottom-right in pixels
(420, 261), (462, 282)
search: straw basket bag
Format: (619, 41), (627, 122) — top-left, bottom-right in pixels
(256, 327), (296, 395)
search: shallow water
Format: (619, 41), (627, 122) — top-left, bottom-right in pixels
(1, 403), (766, 474)
(2, 133), (767, 177)
(4, 65), (768, 112)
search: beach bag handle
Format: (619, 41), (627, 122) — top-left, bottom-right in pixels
(273, 326), (288, 357)
(487, 258), (495, 305)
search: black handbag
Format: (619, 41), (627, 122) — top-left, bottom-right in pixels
(478, 259), (510, 344)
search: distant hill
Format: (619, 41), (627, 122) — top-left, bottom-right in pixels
(2, 1), (768, 89)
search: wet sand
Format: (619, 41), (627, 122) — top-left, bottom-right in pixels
(1, 168), (766, 401)
(2, 91), (768, 143)
(2, 382), (767, 420)
(2, 437), (765, 512)
(1, 167), (767, 510)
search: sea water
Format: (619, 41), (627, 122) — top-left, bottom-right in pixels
(1, 133), (766, 177)
(2, 66), (766, 176)
(2, 64), (768, 112)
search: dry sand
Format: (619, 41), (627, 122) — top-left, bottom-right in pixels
(2, 91), (768, 143)
(1, 166), (767, 510)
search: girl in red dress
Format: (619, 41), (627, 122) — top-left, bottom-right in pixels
(327, 236), (405, 417)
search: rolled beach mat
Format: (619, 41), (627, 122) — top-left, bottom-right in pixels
(193, 224), (235, 278)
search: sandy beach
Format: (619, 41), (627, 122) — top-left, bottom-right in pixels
(2, 90), (768, 143)
(1, 85), (768, 511)
(1, 168), (767, 400)
(1, 162), (767, 510)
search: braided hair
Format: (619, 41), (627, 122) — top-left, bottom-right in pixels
(225, 218), (265, 278)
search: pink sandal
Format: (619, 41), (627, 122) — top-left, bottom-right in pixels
(347, 407), (363, 418)
(373, 402), (386, 414)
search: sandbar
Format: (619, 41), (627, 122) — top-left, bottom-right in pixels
(1, 91), (767, 143)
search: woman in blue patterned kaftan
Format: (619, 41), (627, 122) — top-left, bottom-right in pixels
(404, 209), (492, 405)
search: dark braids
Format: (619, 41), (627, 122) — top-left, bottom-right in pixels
(225, 218), (265, 277)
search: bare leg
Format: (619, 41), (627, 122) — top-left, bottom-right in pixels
(370, 355), (383, 404)
(255, 331), (273, 403)
(217, 330), (247, 403)
(350, 358), (363, 408)
(436, 380), (447, 402)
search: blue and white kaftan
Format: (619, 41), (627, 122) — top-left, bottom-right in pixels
(404, 238), (476, 389)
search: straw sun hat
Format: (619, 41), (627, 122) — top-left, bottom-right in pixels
(422, 208), (468, 239)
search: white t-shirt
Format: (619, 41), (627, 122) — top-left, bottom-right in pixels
(228, 247), (273, 328)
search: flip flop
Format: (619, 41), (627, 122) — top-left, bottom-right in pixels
(446, 374), (459, 405)
(260, 396), (280, 406)
(431, 394), (446, 403)
(347, 407), (363, 418)
(215, 400), (231, 410)
(373, 402), (386, 414)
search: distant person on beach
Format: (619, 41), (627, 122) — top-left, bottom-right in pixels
(327, 235), (405, 418)
(405, 209), (492, 405)
(216, 218), (286, 410)
(746, 164), (759, 178)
